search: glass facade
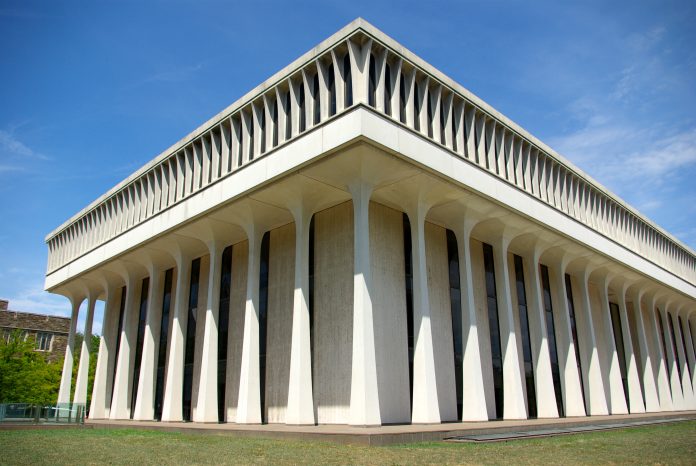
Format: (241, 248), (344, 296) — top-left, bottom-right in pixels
(609, 302), (629, 407)
(513, 255), (537, 419)
(540, 265), (564, 417)
(110, 286), (127, 406)
(154, 268), (173, 420)
(445, 230), (463, 419)
(217, 246), (233, 422)
(182, 258), (201, 422)
(402, 214), (414, 411)
(130, 277), (149, 418)
(667, 313), (682, 382)
(678, 316), (691, 380)
(482, 243), (503, 419)
(259, 232), (270, 422)
(564, 274), (586, 411)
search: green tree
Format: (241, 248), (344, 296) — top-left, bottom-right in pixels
(0, 330), (62, 404)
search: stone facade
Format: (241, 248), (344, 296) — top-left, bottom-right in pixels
(0, 300), (70, 362)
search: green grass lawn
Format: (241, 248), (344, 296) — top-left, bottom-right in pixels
(1, 421), (695, 465)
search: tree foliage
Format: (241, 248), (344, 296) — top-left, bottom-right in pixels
(0, 330), (62, 404)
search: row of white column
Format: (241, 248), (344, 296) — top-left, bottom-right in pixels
(57, 197), (696, 424)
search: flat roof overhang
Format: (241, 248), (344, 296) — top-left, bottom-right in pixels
(45, 106), (696, 302)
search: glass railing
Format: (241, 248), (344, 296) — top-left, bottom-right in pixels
(0, 402), (86, 424)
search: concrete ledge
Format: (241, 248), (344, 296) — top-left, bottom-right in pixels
(85, 410), (696, 446)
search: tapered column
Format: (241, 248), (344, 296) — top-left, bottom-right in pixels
(161, 251), (191, 422)
(630, 288), (660, 412)
(574, 268), (609, 415)
(616, 286), (644, 413)
(452, 218), (487, 421)
(408, 199), (440, 424)
(491, 235), (527, 419)
(525, 253), (559, 418)
(348, 182), (381, 426)
(133, 266), (165, 420)
(658, 305), (685, 410)
(237, 226), (263, 424)
(73, 294), (97, 406)
(110, 274), (140, 419)
(549, 261), (585, 416)
(90, 284), (119, 418)
(597, 277), (628, 414)
(57, 297), (82, 405)
(195, 241), (224, 422)
(286, 203), (315, 425)
(671, 308), (694, 409)
(647, 294), (674, 411)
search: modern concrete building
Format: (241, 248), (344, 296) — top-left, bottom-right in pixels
(46, 19), (696, 425)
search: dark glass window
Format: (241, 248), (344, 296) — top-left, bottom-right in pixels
(259, 107), (266, 154)
(131, 277), (149, 418)
(368, 53), (376, 107)
(513, 255), (536, 418)
(110, 286), (127, 406)
(328, 65), (336, 117)
(426, 90), (434, 138)
(668, 313), (682, 382)
(218, 246), (233, 422)
(259, 232), (270, 423)
(247, 113), (255, 161)
(656, 309), (670, 381)
(446, 231), (463, 419)
(564, 274), (586, 411)
(413, 81), (421, 132)
(235, 117), (243, 168)
(482, 243), (503, 419)
(540, 265), (564, 417)
(182, 258), (201, 422)
(154, 268), (173, 421)
(343, 54), (352, 107)
(440, 101), (446, 144)
(313, 73), (320, 125)
(681, 317), (693, 380)
(402, 214), (414, 411)
(384, 62), (392, 116)
(271, 101), (278, 147)
(609, 302), (629, 407)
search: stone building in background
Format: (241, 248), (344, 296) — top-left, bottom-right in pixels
(0, 299), (69, 363)
(44, 19), (695, 426)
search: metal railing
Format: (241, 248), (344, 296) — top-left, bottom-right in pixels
(0, 402), (85, 425)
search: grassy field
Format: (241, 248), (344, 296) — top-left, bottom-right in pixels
(1, 421), (695, 465)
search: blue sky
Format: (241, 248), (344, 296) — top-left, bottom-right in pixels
(1, 0), (695, 335)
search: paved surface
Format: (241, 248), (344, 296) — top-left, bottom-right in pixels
(81, 410), (696, 445)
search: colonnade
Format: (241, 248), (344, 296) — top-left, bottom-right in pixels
(57, 195), (696, 425)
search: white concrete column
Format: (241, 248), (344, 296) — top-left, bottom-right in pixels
(285, 203), (315, 425)
(452, 218), (488, 421)
(616, 285), (645, 413)
(596, 276), (628, 414)
(90, 284), (119, 419)
(549, 260), (585, 417)
(348, 181), (381, 426)
(161, 251), (191, 422)
(630, 288), (660, 412)
(646, 294), (674, 411)
(57, 297), (82, 405)
(408, 199), (440, 424)
(491, 235), (527, 420)
(73, 294), (97, 406)
(525, 251), (559, 418)
(133, 266), (165, 421)
(573, 267), (609, 415)
(237, 225), (263, 424)
(658, 304), (685, 410)
(194, 240), (224, 422)
(671, 307), (695, 409)
(110, 273), (140, 420)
